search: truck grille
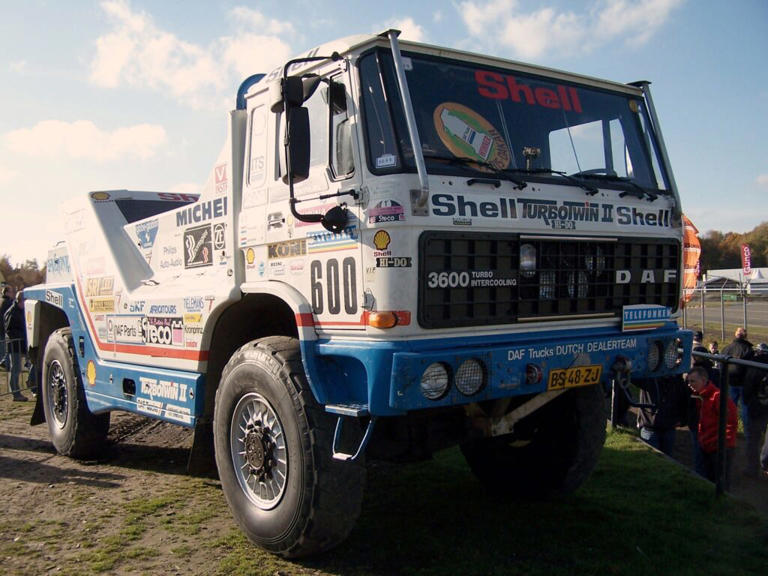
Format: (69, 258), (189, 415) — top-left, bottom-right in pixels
(418, 232), (681, 329)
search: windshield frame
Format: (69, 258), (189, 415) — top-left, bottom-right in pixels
(357, 47), (672, 194)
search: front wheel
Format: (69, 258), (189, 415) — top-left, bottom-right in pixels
(41, 328), (110, 458)
(461, 384), (607, 497)
(214, 336), (365, 558)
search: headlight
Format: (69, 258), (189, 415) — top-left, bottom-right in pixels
(455, 358), (485, 396)
(647, 341), (662, 371)
(420, 363), (450, 400)
(664, 339), (683, 369)
(520, 243), (536, 277)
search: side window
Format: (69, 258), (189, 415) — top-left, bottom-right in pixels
(302, 82), (330, 170)
(330, 76), (355, 180)
(360, 54), (400, 172)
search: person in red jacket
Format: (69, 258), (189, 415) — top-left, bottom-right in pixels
(687, 366), (738, 488)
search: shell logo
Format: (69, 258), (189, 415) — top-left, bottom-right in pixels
(86, 360), (97, 386)
(373, 230), (391, 251)
(246, 248), (255, 264)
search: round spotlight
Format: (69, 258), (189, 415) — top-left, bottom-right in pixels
(664, 339), (682, 369)
(455, 358), (486, 396)
(647, 341), (662, 371)
(420, 363), (450, 400)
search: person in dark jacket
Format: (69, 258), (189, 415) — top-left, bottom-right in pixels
(4, 291), (27, 401)
(636, 375), (689, 455)
(743, 343), (768, 478)
(0, 284), (14, 368)
(722, 327), (753, 442)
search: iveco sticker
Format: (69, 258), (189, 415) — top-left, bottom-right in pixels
(213, 222), (226, 250)
(107, 315), (144, 344)
(268, 239), (307, 259)
(176, 197), (227, 227)
(183, 297), (204, 312)
(622, 305), (670, 332)
(369, 200), (405, 224)
(307, 226), (358, 253)
(149, 304), (177, 314)
(136, 219), (159, 249)
(140, 376), (189, 402)
(377, 257), (412, 268)
(142, 316), (184, 346)
(215, 164), (228, 195)
(45, 290), (63, 308)
(184, 225), (213, 268)
(85, 276), (114, 297)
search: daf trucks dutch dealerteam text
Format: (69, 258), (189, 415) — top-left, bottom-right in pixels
(24, 30), (692, 557)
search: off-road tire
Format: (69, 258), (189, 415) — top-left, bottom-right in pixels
(213, 336), (365, 558)
(41, 328), (110, 458)
(461, 383), (606, 497)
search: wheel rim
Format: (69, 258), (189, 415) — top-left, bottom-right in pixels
(47, 359), (69, 429)
(230, 392), (288, 510)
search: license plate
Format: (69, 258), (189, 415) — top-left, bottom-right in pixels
(547, 365), (602, 390)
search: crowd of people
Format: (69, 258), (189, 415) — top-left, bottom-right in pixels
(633, 327), (768, 488)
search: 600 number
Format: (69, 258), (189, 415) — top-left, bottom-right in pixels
(311, 258), (358, 315)
(427, 271), (470, 289)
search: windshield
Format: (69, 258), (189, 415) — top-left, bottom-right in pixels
(359, 49), (669, 191)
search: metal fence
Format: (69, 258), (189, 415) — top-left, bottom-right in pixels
(681, 282), (768, 343)
(0, 337), (35, 399)
(610, 350), (767, 497)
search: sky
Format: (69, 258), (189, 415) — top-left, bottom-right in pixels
(0, 0), (766, 266)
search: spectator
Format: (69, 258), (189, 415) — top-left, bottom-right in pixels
(636, 375), (689, 455)
(743, 343), (768, 478)
(0, 284), (14, 368)
(722, 327), (753, 442)
(4, 290), (27, 401)
(686, 366), (738, 488)
(689, 337), (716, 474)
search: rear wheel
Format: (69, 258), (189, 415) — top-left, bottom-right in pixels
(41, 328), (110, 458)
(214, 336), (365, 558)
(461, 384), (606, 497)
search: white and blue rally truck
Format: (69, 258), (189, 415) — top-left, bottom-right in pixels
(24, 30), (692, 557)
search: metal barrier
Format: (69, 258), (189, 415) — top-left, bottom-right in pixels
(611, 350), (768, 497)
(0, 337), (36, 399)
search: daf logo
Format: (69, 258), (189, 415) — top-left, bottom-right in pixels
(615, 269), (677, 284)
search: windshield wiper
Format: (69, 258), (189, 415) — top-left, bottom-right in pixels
(422, 154), (527, 189)
(505, 167), (599, 195)
(569, 173), (659, 201)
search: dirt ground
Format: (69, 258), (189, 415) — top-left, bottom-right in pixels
(1, 375), (767, 575)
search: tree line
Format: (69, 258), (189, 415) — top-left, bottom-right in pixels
(0, 255), (45, 290)
(698, 221), (768, 274)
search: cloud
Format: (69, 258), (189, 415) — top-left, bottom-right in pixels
(457, 0), (683, 59)
(4, 120), (166, 161)
(758, 174), (768, 187)
(90, 1), (294, 108)
(384, 17), (427, 42)
(0, 164), (17, 184)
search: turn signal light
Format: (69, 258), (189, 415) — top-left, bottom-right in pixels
(366, 311), (411, 329)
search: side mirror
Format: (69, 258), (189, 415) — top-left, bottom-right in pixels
(280, 106), (310, 184)
(321, 205), (349, 233)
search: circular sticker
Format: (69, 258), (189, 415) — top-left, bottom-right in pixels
(433, 102), (510, 170)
